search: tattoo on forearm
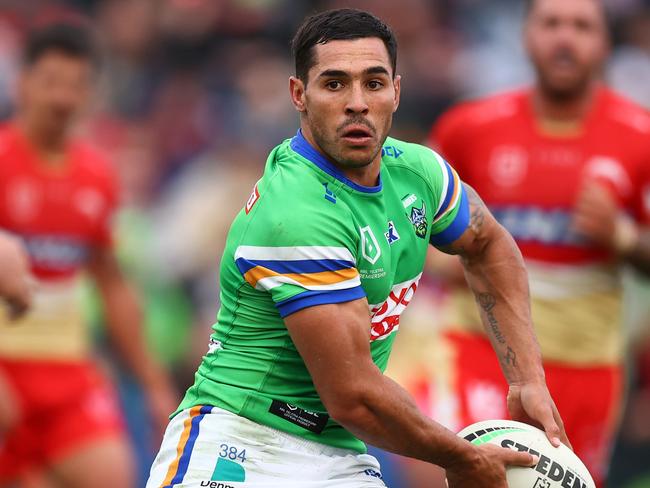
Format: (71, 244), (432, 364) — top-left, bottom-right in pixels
(477, 293), (506, 344)
(504, 346), (517, 367)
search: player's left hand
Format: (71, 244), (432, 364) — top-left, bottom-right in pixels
(572, 181), (619, 249)
(507, 381), (572, 450)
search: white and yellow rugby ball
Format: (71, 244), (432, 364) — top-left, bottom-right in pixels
(456, 420), (595, 488)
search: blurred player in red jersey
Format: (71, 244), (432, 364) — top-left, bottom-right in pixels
(0, 23), (177, 488)
(425, 0), (650, 486)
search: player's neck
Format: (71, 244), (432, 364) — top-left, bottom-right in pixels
(16, 116), (68, 165)
(301, 127), (381, 188)
(532, 83), (597, 123)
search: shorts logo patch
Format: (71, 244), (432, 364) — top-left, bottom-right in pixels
(211, 456), (245, 482)
(409, 201), (428, 238)
(364, 468), (383, 480)
(201, 481), (236, 488)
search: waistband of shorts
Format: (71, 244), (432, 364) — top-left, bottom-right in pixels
(189, 405), (360, 458)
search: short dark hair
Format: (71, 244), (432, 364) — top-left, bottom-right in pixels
(24, 22), (98, 68)
(291, 8), (397, 82)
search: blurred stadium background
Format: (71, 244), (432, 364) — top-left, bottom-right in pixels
(1, 0), (650, 486)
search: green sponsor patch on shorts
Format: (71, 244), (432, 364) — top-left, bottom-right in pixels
(212, 458), (245, 482)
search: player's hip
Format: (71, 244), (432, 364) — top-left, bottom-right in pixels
(147, 406), (386, 487)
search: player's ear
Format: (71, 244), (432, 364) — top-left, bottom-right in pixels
(392, 74), (401, 113)
(289, 76), (307, 113)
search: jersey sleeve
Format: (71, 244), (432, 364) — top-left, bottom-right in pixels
(233, 193), (364, 318)
(426, 149), (470, 247)
(428, 105), (469, 176)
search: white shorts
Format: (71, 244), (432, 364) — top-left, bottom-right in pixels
(146, 405), (387, 488)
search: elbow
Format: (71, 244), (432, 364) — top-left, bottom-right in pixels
(322, 386), (372, 428)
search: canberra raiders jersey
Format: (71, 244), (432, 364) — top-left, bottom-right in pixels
(177, 130), (470, 452)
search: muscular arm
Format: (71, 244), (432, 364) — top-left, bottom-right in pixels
(437, 185), (543, 385)
(285, 297), (536, 485)
(573, 180), (650, 276)
(438, 184), (567, 446)
(286, 299), (480, 467)
(88, 248), (177, 435)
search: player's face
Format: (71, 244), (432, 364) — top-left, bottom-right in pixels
(290, 37), (400, 169)
(19, 50), (93, 135)
(525, 0), (608, 99)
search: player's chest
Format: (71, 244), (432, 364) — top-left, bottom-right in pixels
(0, 167), (106, 235)
(461, 136), (634, 207)
(346, 184), (430, 303)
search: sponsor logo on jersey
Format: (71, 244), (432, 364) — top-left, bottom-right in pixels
(381, 145), (404, 158)
(208, 338), (223, 354)
(360, 226), (381, 264)
(268, 400), (329, 434)
(322, 182), (336, 203)
(409, 202), (428, 238)
(200, 482), (236, 488)
(7, 177), (40, 223)
(369, 274), (421, 341)
(74, 187), (106, 221)
(245, 183), (260, 215)
(489, 146), (528, 187)
(401, 193), (417, 208)
(23, 235), (89, 270)
(491, 206), (585, 246)
(385, 221), (400, 245)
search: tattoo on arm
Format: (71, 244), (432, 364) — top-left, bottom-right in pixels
(477, 292), (518, 371)
(465, 184), (486, 234)
(504, 346), (517, 368)
(477, 293), (506, 344)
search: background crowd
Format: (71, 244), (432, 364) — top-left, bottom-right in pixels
(1, 0), (650, 486)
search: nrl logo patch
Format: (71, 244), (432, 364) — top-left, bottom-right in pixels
(360, 226), (381, 264)
(409, 202), (428, 239)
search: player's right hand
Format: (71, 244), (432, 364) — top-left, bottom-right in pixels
(0, 232), (33, 320)
(445, 443), (538, 488)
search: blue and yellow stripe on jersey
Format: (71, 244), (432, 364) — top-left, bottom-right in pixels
(429, 153), (470, 246)
(234, 245), (365, 316)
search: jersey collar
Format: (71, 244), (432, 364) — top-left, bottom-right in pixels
(290, 129), (382, 194)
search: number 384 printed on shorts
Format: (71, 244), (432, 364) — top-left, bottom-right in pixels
(219, 443), (247, 463)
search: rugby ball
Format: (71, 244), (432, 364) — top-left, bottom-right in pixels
(455, 420), (594, 488)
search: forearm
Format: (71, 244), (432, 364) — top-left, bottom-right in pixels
(333, 370), (475, 468)
(101, 280), (166, 388)
(462, 228), (544, 385)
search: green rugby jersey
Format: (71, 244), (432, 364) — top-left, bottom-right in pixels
(177, 130), (470, 453)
